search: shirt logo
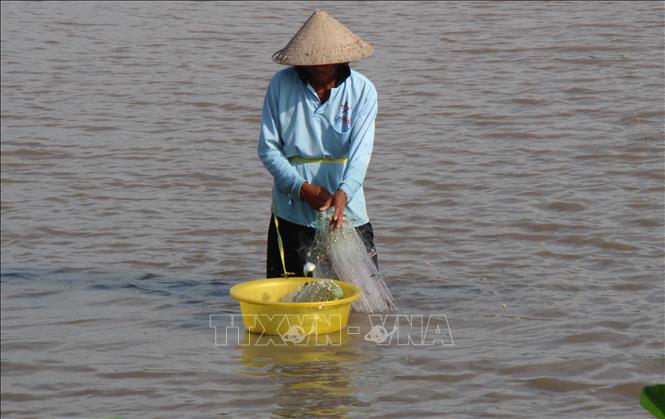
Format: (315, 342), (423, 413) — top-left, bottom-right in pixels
(335, 102), (352, 125)
(335, 115), (352, 125)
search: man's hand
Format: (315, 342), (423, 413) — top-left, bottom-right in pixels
(300, 182), (333, 211)
(329, 189), (347, 230)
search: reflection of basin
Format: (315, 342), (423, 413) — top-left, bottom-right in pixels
(240, 331), (355, 366)
(229, 277), (361, 335)
(238, 330), (364, 418)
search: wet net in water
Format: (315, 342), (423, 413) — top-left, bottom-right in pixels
(306, 211), (396, 313)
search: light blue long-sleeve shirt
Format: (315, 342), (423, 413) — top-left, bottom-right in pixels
(258, 66), (377, 228)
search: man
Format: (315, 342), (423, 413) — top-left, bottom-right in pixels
(258, 10), (378, 278)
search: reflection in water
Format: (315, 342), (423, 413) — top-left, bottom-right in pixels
(239, 331), (367, 418)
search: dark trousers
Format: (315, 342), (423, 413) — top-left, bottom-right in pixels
(266, 214), (378, 278)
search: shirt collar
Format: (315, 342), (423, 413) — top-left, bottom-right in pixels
(295, 64), (351, 88)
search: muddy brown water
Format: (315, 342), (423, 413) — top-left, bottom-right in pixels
(1, 1), (664, 418)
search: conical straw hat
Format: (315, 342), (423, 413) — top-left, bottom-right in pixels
(272, 10), (374, 66)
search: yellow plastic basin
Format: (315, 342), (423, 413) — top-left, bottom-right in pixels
(229, 277), (361, 335)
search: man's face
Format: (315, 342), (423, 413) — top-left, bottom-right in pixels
(304, 64), (337, 84)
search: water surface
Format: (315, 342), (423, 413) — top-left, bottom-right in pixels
(2, 1), (664, 417)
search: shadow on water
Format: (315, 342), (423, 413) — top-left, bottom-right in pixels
(0, 267), (237, 325)
(1, 266), (230, 297)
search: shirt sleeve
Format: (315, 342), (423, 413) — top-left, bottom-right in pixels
(339, 87), (378, 202)
(257, 76), (306, 201)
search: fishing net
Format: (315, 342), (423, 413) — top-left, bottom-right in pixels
(281, 279), (344, 303)
(306, 210), (396, 313)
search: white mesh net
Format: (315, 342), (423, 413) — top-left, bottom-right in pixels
(306, 211), (396, 313)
